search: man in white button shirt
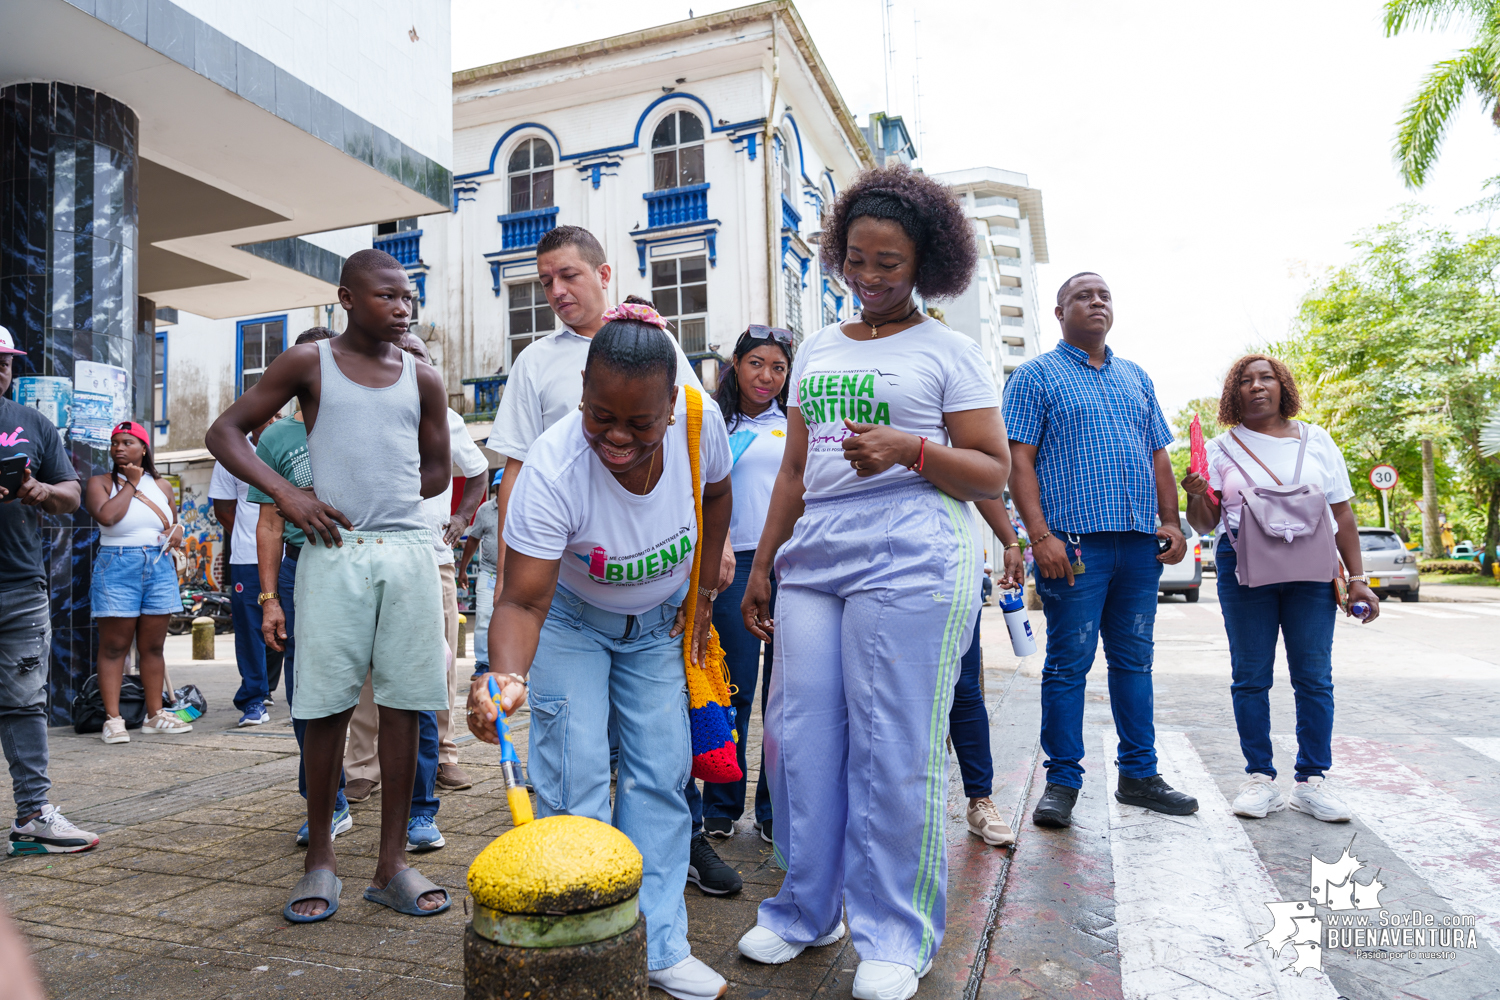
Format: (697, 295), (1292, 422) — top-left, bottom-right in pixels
(344, 335), (490, 800)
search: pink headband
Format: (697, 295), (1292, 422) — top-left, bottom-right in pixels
(602, 302), (671, 330)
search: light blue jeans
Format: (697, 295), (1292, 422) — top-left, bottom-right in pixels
(473, 568), (496, 669)
(528, 586), (692, 972)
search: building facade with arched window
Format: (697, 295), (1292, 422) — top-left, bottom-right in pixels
(407, 3), (874, 432)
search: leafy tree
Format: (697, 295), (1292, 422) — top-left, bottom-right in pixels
(1387, 0), (1500, 188)
(1271, 210), (1500, 567)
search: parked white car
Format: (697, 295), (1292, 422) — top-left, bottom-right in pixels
(1199, 528), (1218, 573)
(1159, 515), (1203, 602)
(1358, 527), (1420, 602)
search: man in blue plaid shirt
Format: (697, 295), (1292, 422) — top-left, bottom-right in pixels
(1003, 272), (1197, 829)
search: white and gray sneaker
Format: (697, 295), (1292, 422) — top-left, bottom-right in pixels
(1289, 776), (1352, 823)
(1232, 773), (1288, 818)
(141, 709), (192, 734)
(852, 959), (932, 1000)
(738, 921), (846, 964)
(9, 805), (100, 856)
(646, 954), (727, 1000)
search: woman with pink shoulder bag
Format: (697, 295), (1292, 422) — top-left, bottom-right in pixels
(1181, 355), (1378, 824)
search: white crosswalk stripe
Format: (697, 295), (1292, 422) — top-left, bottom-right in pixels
(1440, 602), (1500, 617)
(1277, 734), (1500, 953)
(1455, 735), (1500, 763)
(1105, 731), (1339, 999)
(1389, 605), (1484, 619)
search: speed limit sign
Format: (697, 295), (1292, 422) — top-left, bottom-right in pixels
(1369, 464), (1399, 491)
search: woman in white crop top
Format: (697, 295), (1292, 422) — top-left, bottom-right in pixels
(84, 422), (189, 744)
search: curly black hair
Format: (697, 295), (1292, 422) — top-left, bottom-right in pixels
(819, 163), (977, 301)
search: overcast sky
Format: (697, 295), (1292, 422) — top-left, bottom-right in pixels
(452, 0), (1500, 415)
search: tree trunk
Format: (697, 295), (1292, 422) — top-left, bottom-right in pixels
(1421, 439), (1441, 557)
(1483, 479), (1500, 578)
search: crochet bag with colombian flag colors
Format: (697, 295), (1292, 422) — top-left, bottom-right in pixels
(682, 384), (743, 784)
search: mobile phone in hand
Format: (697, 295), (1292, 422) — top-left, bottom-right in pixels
(1156, 535), (1172, 555)
(0, 455), (27, 500)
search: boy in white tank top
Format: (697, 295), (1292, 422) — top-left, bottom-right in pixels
(207, 249), (452, 923)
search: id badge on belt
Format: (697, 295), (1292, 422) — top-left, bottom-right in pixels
(1063, 532), (1085, 575)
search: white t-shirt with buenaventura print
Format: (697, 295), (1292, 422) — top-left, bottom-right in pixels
(789, 319), (999, 500)
(503, 389), (732, 616)
(1205, 422), (1354, 533)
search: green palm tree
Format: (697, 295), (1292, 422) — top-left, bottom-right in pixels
(1388, 0), (1500, 187)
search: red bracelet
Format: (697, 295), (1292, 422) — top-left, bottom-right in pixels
(907, 436), (928, 473)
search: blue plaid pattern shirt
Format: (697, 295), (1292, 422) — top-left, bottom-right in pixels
(1002, 341), (1173, 535)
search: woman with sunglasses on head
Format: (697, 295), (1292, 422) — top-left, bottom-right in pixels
(84, 422), (191, 744)
(736, 164), (1010, 999)
(690, 325), (793, 848)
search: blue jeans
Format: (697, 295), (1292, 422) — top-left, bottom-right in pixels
(229, 563), (269, 712)
(0, 585), (51, 823)
(473, 569), (496, 669)
(280, 555), (348, 812)
(691, 550), (774, 826)
(528, 587), (692, 972)
(1034, 531), (1163, 790)
(411, 709), (440, 820)
(1216, 536), (1335, 782)
(949, 611), (993, 799)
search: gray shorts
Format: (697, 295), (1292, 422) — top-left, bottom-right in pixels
(290, 530), (448, 720)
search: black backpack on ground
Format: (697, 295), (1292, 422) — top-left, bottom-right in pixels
(71, 674), (147, 733)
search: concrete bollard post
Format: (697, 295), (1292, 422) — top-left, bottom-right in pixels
(457, 613), (467, 659)
(465, 816), (647, 999)
(191, 617), (216, 660)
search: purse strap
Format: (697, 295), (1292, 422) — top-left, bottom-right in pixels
(130, 481), (177, 532)
(681, 386), (706, 659)
(1225, 422), (1309, 488)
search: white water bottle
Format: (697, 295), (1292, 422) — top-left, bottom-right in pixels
(999, 589), (1037, 656)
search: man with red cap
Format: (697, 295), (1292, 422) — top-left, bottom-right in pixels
(0, 325), (98, 856)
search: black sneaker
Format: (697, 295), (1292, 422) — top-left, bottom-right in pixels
(687, 833), (743, 895)
(1115, 774), (1198, 816)
(755, 819), (773, 844)
(703, 816), (734, 839)
(1032, 783), (1080, 828)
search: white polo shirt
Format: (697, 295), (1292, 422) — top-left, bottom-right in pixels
(424, 408), (492, 565)
(486, 325), (705, 464)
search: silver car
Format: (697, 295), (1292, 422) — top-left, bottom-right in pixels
(1358, 528), (1419, 602)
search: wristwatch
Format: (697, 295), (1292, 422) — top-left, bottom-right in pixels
(697, 585), (718, 601)
(257, 592), (280, 606)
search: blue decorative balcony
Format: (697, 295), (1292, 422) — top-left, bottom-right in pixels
(498, 206), (559, 251)
(781, 195), (802, 232)
(644, 183), (710, 229)
(374, 229), (422, 266)
(461, 373), (510, 420)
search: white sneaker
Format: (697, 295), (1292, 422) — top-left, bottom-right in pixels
(8, 805), (100, 856)
(737, 921), (846, 964)
(647, 954), (726, 999)
(1232, 773), (1287, 819)
(1289, 776), (1351, 823)
(100, 715), (129, 744)
(852, 959), (932, 1000)
(966, 797), (1016, 846)
(141, 709), (193, 734)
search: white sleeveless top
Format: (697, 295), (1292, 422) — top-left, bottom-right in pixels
(98, 476), (175, 547)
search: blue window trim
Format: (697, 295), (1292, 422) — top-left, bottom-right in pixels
(235, 314), (289, 398)
(782, 113), (816, 188)
(456, 94), (765, 180)
(154, 329), (169, 428)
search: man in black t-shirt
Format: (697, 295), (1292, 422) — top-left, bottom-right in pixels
(0, 326), (98, 856)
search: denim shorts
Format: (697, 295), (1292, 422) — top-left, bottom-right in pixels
(91, 546), (184, 618)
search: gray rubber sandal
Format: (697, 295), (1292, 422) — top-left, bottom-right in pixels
(362, 867), (451, 917)
(283, 869), (342, 923)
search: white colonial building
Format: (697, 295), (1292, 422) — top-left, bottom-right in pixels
(396, 1), (874, 425)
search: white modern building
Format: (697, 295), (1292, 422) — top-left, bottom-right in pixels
(932, 167), (1049, 386)
(396, 1), (873, 427)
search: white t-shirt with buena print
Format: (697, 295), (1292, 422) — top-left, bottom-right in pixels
(1205, 422), (1354, 533)
(503, 390), (732, 616)
(725, 404), (788, 551)
(789, 319), (999, 500)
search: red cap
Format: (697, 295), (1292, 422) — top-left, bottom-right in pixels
(113, 421), (150, 446)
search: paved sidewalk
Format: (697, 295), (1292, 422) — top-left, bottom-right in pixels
(3, 612), (1026, 999)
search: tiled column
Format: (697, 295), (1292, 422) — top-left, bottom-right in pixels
(0, 83), (139, 724)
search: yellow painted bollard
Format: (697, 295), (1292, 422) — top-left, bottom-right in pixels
(465, 816), (647, 999)
(457, 613), (468, 659)
(191, 617), (215, 660)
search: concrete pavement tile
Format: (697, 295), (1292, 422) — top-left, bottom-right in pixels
(186, 855), (287, 881)
(0, 843), (128, 875)
(32, 945), (152, 998)
(128, 821), (252, 852)
(108, 848), (222, 875)
(212, 958), (402, 1000)
(233, 855), (313, 886)
(138, 883), (291, 931)
(1, 873), (109, 910)
(36, 861), (156, 886)
(110, 871), (219, 912)
(194, 828), (301, 860)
